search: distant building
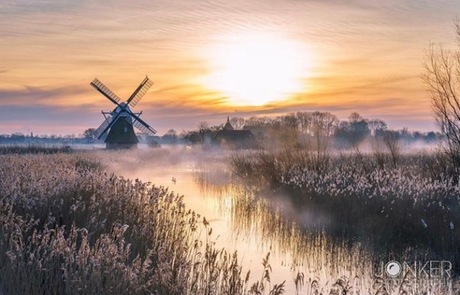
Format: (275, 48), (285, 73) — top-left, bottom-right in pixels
(213, 117), (256, 149)
(223, 118), (234, 131)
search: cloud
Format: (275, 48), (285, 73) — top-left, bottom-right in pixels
(0, 1), (79, 15)
(0, 85), (91, 106)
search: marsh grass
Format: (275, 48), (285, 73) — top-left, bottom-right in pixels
(230, 150), (323, 190)
(225, 182), (459, 294)
(230, 149), (460, 264)
(0, 153), (285, 295)
(228, 189), (373, 294)
(0, 144), (73, 155)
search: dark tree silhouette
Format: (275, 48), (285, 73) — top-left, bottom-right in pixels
(423, 21), (460, 176)
(83, 128), (98, 141)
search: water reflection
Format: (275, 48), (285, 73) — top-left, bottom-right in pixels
(194, 166), (373, 293)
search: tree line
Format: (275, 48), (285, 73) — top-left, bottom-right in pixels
(181, 112), (441, 150)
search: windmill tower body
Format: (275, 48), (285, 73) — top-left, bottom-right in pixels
(105, 119), (138, 150)
(90, 77), (157, 149)
(105, 119), (138, 149)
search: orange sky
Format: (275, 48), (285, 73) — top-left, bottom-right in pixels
(1, 0), (459, 135)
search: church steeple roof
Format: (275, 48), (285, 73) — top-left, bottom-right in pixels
(223, 116), (234, 130)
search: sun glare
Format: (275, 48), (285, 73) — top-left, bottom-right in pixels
(202, 32), (311, 106)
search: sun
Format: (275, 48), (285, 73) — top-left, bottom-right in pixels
(202, 32), (311, 106)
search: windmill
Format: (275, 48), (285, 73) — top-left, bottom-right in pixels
(91, 76), (157, 149)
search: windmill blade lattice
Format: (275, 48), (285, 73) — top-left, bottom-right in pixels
(127, 76), (153, 108)
(90, 78), (122, 104)
(94, 113), (121, 140)
(128, 113), (157, 136)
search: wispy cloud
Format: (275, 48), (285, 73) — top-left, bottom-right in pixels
(0, 85), (91, 106)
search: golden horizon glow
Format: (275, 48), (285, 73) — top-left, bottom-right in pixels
(201, 32), (312, 106)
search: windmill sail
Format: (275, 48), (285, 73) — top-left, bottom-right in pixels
(95, 117), (112, 139)
(133, 119), (156, 136)
(95, 112), (121, 139)
(126, 76), (153, 108)
(128, 113), (157, 136)
(90, 78), (122, 105)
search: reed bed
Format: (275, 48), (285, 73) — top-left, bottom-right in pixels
(230, 150), (460, 265)
(0, 144), (73, 155)
(222, 183), (459, 294)
(0, 152), (284, 295)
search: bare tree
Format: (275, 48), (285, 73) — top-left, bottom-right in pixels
(83, 128), (98, 141)
(229, 117), (245, 130)
(306, 112), (338, 171)
(163, 129), (178, 144)
(370, 136), (387, 170)
(382, 130), (400, 167)
(423, 22), (460, 176)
